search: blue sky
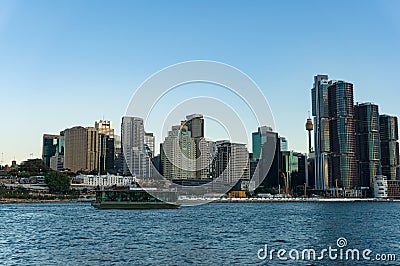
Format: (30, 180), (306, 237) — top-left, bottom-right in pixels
(0, 0), (399, 164)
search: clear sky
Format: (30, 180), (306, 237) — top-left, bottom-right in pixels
(0, 0), (399, 164)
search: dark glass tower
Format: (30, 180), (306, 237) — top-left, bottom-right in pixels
(328, 81), (358, 188)
(379, 115), (399, 180)
(311, 74), (331, 190)
(42, 134), (60, 167)
(355, 103), (381, 188)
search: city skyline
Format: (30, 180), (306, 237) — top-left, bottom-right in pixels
(1, 0), (400, 164)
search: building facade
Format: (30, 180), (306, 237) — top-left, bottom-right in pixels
(311, 74), (331, 190)
(213, 140), (249, 184)
(121, 116), (149, 177)
(42, 134), (60, 167)
(379, 115), (399, 180)
(162, 125), (196, 179)
(355, 103), (381, 188)
(328, 81), (358, 189)
(64, 126), (99, 173)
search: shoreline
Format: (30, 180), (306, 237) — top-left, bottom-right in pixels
(0, 198), (84, 204)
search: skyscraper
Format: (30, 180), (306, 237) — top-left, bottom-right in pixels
(328, 81), (358, 188)
(214, 140), (249, 184)
(64, 126), (99, 173)
(311, 74), (331, 190)
(183, 114), (205, 179)
(144, 132), (155, 158)
(95, 120), (114, 138)
(355, 103), (381, 188)
(162, 123), (197, 179)
(95, 120), (115, 174)
(252, 126), (274, 160)
(121, 116), (149, 177)
(379, 115), (399, 180)
(42, 134), (60, 167)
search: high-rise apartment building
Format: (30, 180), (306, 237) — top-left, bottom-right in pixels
(214, 140), (249, 184)
(379, 115), (399, 180)
(162, 125), (196, 179)
(355, 103), (381, 187)
(121, 116), (149, 177)
(64, 126), (99, 173)
(328, 81), (358, 188)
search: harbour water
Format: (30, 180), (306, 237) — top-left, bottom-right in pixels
(0, 202), (399, 265)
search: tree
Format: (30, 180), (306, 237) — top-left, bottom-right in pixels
(19, 159), (50, 175)
(45, 172), (71, 193)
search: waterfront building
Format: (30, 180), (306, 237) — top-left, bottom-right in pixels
(121, 116), (150, 177)
(328, 81), (358, 189)
(373, 175), (388, 198)
(162, 124), (196, 179)
(76, 174), (136, 187)
(213, 140), (249, 184)
(355, 103), (381, 188)
(311, 74), (331, 190)
(42, 134), (60, 167)
(198, 139), (216, 179)
(64, 126), (99, 173)
(379, 115), (399, 180)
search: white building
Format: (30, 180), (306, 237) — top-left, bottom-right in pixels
(78, 174), (136, 187)
(121, 116), (150, 177)
(373, 175), (388, 198)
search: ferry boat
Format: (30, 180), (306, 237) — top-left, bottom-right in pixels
(91, 187), (180, 209)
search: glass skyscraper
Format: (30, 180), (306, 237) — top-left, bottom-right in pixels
(379, 115), (399, 180)
(355, 103), (381, 188)
(311, 75), (331, 190)
(328, 81), (358, 189)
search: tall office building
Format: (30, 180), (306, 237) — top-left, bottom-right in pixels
(311, 74), (331, 190)
(252, 126), (274, 160)
(251, 126), (281, 188)
(214, 140), (249, 184)
(121, 116), (150, 177)
(64, 126), (99, 173)
(379, 115), (399, 180)
(355, 103), (381, 188)
(42, 134), (60, 167)
(95, 120), (115, 174)
(182, 114), (205, 179)
(328, 81), (358, 188)
(95, 120), (114, 138)
(280, 137), (288, 152)
(198, 139), (216, 179)
(144, 132), (155, 158)
(162, 124), (196, 179)
(114, 135), (124, 174)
